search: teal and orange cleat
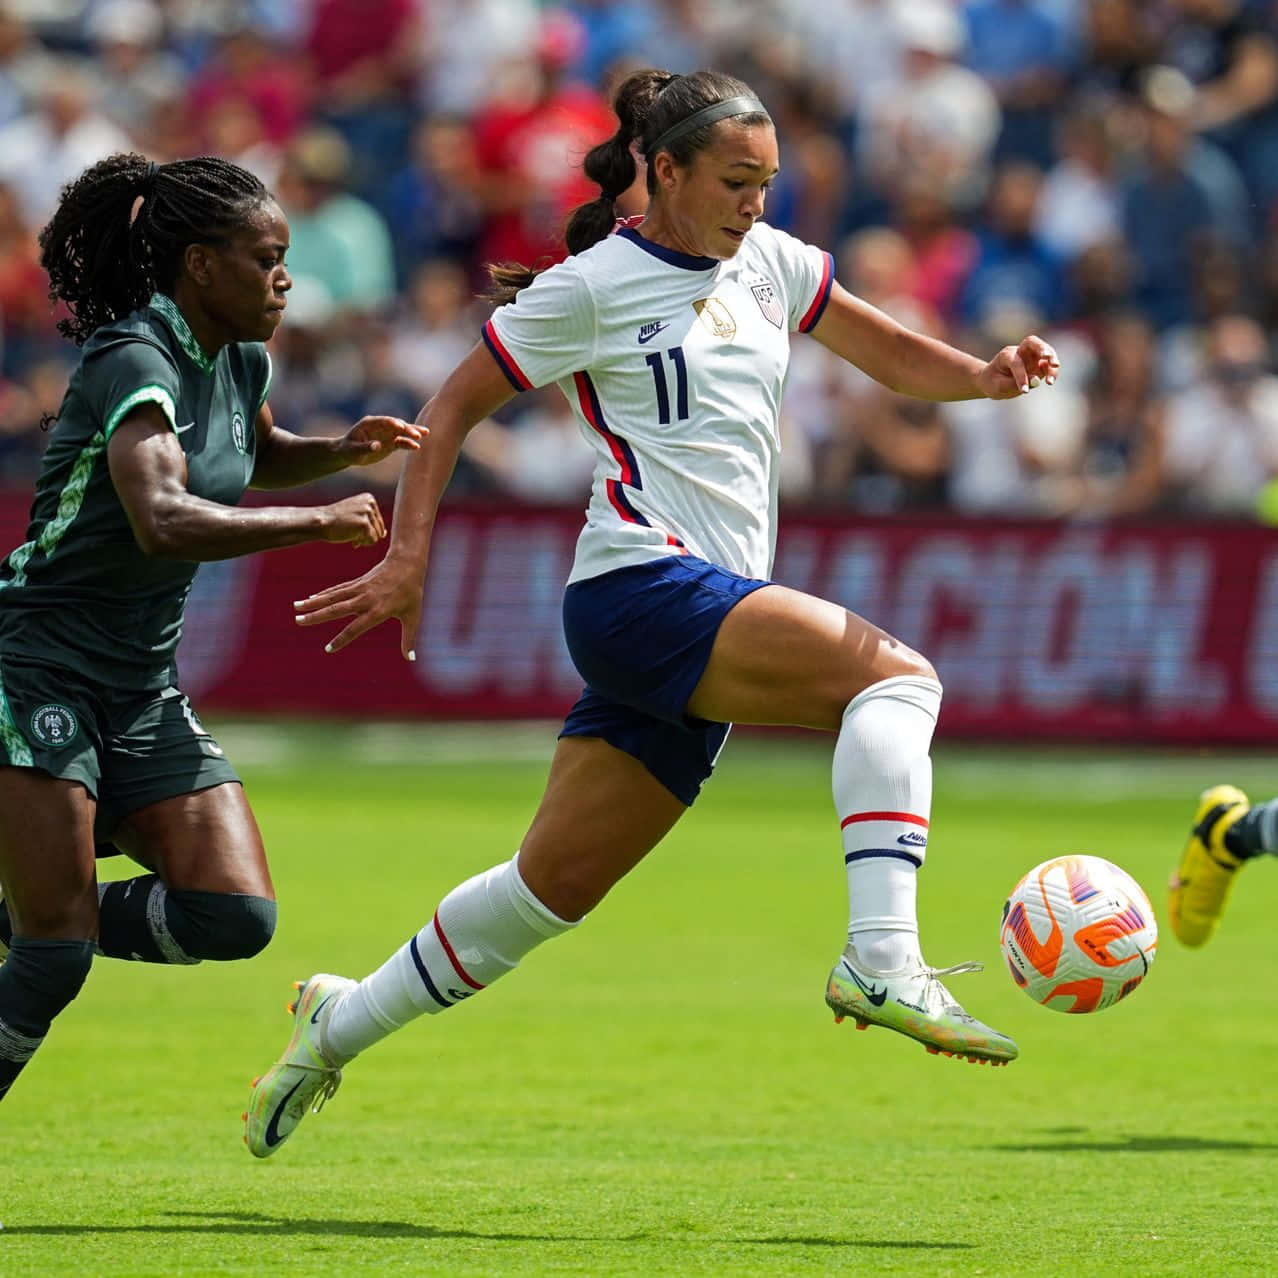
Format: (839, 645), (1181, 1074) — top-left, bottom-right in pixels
(1168, 784), (1252, 948)
(244, 973), (355, 1158)
(825, 944), (1018, 1065)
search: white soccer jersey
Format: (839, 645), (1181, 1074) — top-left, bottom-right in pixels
(483, 221), (833, 583)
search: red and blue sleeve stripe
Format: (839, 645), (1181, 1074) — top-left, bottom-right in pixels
(797, 252), (834, 333)
(482, 320), (534, 392)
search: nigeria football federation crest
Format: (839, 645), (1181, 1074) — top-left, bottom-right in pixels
(232, 410), (247, 453)
(30, 703), (78, 748)
(750, 280), (783, 328)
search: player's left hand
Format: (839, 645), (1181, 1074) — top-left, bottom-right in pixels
(341, 415), (426, 465)
(977, 336), (1060, 400)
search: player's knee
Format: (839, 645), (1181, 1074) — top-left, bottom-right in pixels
(880, 647), (938, 686)
(167, 890), (277, 961)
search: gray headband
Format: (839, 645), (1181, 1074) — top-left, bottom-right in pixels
(645, 94), (770, 158)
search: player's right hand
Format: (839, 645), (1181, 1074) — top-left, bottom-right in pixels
(294, 553), (424, 659)
(318, 493), (386, 547)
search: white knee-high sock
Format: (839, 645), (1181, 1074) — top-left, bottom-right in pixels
(323, 852), (576, 1061)
(833, 674), (942, 973)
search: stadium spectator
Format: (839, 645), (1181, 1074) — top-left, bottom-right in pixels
(1159, 0), (1278, 217)
(385, 258), (482, 404)
(0, 6), (58, 131)
(0, 58), (133, 226)
(890, 176), (980, 325)
(468, 9), (617, 270)
(417, 0), (540, 116)
(1069, 311), (1170, 518)
(302, 0), (422, 193)
(961, 0), (1075, 167)
(1120, 63), (1254, 331)
(376, 114), (485, 288)
(246, 66), (1061, 1158)
(85, 0), (186, 141)
(0, 151), (421, 1104)
(185, 17), (311, 156)
(1163, 312), (1278, 515)
(273, 127), (397, 314)
(856, 0), (1002, 214)
(461, 383), (598, 504)
(1033, 94), (1124, 263)
(959, 160), (1069, 329)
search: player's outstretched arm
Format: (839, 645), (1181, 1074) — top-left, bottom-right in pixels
(108, 403), (388, 560)
(294, 341), (517, 659)
(809, 282), (1059, 401)
(249, 403), (424, 490)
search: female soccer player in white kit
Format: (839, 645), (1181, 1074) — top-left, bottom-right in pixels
(245, 68), (1060, 1156)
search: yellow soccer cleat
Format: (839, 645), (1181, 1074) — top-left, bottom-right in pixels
(1168, 785), (1251, 948)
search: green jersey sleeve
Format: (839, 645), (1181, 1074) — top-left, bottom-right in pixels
(82, 335), (183, 440)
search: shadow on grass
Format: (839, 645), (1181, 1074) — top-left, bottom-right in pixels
(992, 1129), (1278, 1154)
(0, 1210), (630, 1242)
(2, 1210), (974, 1251)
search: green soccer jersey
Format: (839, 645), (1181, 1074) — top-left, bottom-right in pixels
(0, 293), (271, 690)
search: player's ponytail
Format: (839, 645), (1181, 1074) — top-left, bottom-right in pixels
(39, 152), (269, 346)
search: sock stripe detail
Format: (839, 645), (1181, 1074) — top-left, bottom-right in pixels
(0, 1014), (42, 1062)
(408, 935), (453, 1009)
(844, 848), (923, 868)
(432, 913), (485, 990)
(840, 811), (929, 830)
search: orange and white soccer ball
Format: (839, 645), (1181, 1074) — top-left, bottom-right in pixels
(999, 855), (1158, 1014)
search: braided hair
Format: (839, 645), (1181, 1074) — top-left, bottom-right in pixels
(38, 153), (271, 346)
(487, 68), (769, 304)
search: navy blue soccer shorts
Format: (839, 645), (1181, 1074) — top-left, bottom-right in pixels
(560, 555), (772, 805)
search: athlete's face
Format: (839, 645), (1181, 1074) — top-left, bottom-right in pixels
(200, 201), (292, 343)
(657, 121), (779, 259)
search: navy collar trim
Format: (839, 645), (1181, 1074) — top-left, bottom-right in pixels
(616, 226), (719, 272)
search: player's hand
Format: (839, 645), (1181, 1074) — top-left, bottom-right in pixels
(317, 493), (387, 547)
(977, 335), (1060, 400)
(340, 415), (425, 466)
(294, 553), (424, 659)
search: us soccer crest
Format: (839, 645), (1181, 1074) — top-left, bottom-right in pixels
(750, 280), (783, 328)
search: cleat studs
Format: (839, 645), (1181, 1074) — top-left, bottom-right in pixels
(240, 1112), (247, 1121)
(250, 1076), (260, 1087)
(287, 1002), (296, 1015)
(292, 981), (303, 991)
(833, 1013), (844, 1024)
(854, 1019), (869, 1031)
(926, 1046), (940, 1055)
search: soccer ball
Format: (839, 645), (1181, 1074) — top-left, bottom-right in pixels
(999, 855), (1157, 1014)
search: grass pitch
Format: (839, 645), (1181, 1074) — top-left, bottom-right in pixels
(3, 724), (1277, 1276)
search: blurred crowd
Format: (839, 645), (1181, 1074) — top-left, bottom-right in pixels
(2, 0), (1278, 521)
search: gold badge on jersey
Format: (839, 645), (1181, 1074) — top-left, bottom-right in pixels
(693, 297), (736, 340)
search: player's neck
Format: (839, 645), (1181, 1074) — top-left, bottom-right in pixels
(634, 213), (714, 262)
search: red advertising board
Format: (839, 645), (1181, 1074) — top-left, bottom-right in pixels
(2, 493), (1276, 742)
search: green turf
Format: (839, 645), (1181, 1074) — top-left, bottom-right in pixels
(4, 725), (1277, 1276)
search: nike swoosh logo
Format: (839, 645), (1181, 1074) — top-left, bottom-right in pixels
(263, 1076), (306, 1148)
(174, 421), (196, 434)
(841, 959), (888, 1006)
(309, 994), (335, 1025)
(637, 323), (669, 344)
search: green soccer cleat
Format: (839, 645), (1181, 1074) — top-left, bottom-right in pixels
(1168, 784), (1251, 948)
(825, 944), (1018, 1065)
(244, 973), (355, 1158)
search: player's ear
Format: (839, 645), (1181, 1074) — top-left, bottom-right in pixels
(650, 150), (678, 192)
(184, 242), (215, 287)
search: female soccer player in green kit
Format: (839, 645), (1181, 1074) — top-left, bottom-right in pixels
(0, 153), (421, 1101)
